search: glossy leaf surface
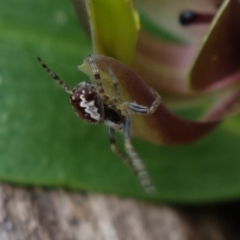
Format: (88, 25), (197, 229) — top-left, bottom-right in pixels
(0, 0), (240, 203)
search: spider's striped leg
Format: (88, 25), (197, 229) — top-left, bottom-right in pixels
(123, 116), (157, 195)
(107, 67), (160, 115)
(146, 88), (161, 114)
(37, 57), (72, 94)
(126, 88), (161, 115)
(107, 126), (133, 169)
(115, 88), (161, 116)
(87, 55), (108, 100)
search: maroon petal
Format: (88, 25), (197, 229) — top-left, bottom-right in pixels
(189, 0), (240, 91)
(79, 54), (219, 145)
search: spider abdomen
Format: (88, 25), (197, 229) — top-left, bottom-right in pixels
(70, 82), (104, 123)
(104, 106), (124, 130)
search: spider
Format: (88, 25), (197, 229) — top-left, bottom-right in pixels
(37, 55), (161, 194)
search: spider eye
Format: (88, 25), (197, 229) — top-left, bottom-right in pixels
(70, 82), (104, 123)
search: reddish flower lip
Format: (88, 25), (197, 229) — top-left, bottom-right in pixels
(79, 54), (219, 145)
(189, 0), (240, 92)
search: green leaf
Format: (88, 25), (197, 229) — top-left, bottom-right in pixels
(86, 0), (139, 64)
(1, 0), (240, 203)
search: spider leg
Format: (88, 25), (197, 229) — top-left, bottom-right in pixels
(123, 116), (157, 194)
(126, 89), (161, 115)
(107, 67), (160, 115)
(107, 126), (133, 169)
(37, 57), (72, 94)
(87, 55), (108, 100)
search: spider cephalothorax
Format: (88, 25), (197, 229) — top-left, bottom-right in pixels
(37, 55), (161, 194)
(71, 82), (104, 123)
(70, 82), (124, 129)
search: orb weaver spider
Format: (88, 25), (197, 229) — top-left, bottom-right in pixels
(37, 55), (161, 194)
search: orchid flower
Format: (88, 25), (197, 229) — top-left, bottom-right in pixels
(71, 0), (240, 146)
(31, 0), (240, 201)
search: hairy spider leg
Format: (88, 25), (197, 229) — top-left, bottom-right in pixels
(108, 126), (156, 194)
(107, 67), (161, 116)
(87, 55), (108, 100)
(123, 116), (157, 194)
(37, 57), (72, 94)
(106, 66), (161, 115)
(107, 126), (134, 168)
(126, 89), (161, 115)
(146, 88), (162, 114)
(107, 68), (146, 183)
(107, 67), (158, 193)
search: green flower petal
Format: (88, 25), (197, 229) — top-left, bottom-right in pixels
(85, 0), (139, 64)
